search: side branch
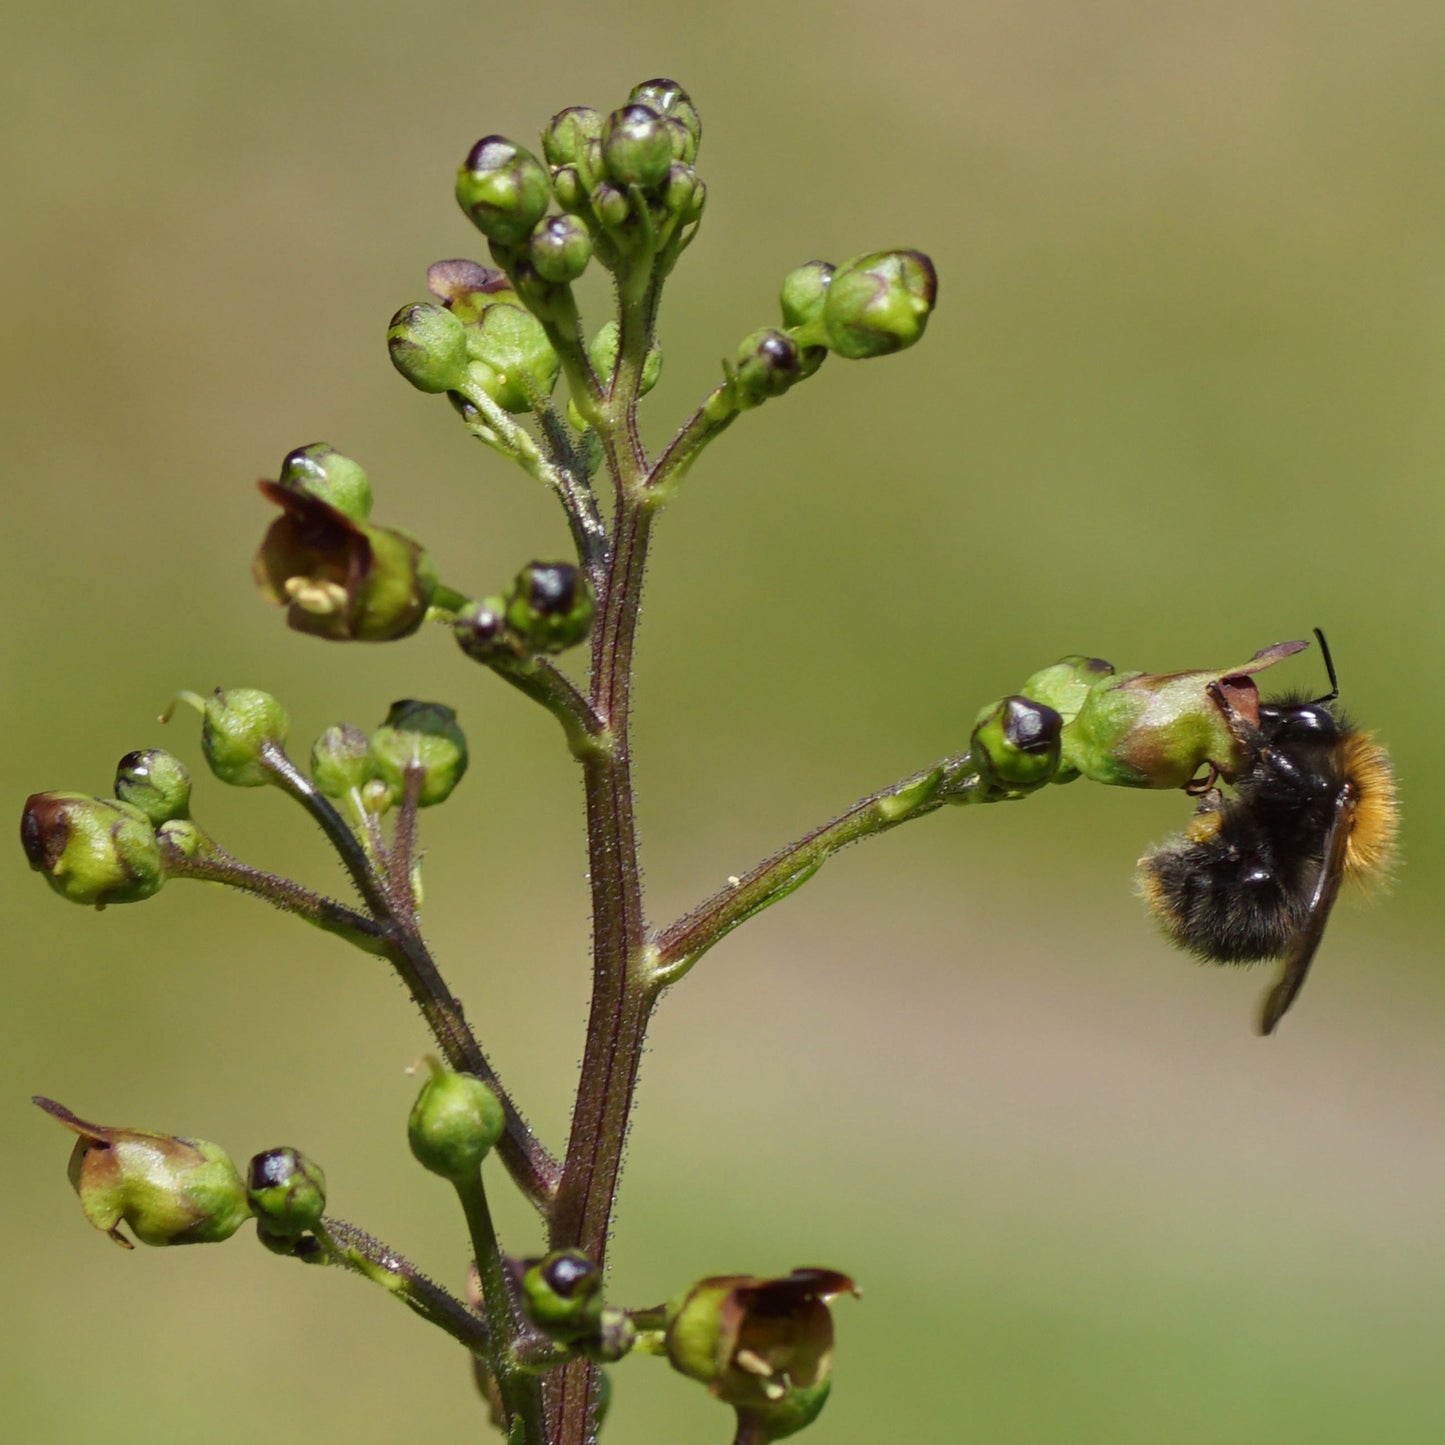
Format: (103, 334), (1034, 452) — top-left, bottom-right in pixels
(650, 755), (979, 987)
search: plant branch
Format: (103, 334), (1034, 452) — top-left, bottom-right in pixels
(651, 756), (982, 987)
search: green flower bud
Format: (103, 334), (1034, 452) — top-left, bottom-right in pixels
(21, 793), (164, 907)
(113, 749), (191, 825)
(970, 696), (1063, 793)
(522, 1249), (605, 1342)
(156, 817), (206, 860)
(542, 106), (603, 169)
(456, 136), (553, 246)
(452, 597), (512, 664)
(528, 214), (593, 284)
(590, 180), (632, 232)
(504, 562), (595, 654)
(246, 1147), (326, 1237)
(661, 163), (704, 227)
(387, 302), (471, 393)
(820, 250), (937, 359)
(36, 1097), (251, 1249)
(254, 479), (437, 642)
(310, 724), (375, 798)
(780, 261), (835, 330)
(665, 1269), (854, 1421)
(370, 700), (468, 807)
(462, 301), (561, 413)
(1060, 639), (1308, 790)
(407, 1064), (505, 1182)
(1017, 655), (1117, 722)
(732, 329), (809, 408)
(601, 104), (674, 191)
(188, 687), (289, 788)
(551, 164), (588, 215)
(586, 321), (662, 394)
(628, 78), (701, 162)
(275, 442), (373, 522)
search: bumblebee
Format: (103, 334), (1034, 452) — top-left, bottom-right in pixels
(1137, 631), (1397, 1035)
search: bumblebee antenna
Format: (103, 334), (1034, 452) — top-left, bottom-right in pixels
(1311, 627), (1339, 705)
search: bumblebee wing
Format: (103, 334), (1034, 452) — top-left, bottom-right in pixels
(1257, 782), (1359, 1036)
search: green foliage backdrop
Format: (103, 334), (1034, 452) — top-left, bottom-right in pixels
(5, 2), (1443, 1440)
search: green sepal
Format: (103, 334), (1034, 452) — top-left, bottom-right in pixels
(182, 687), (289, 788)
(461, 301), (561, 413)
(388, 303), (471, 393)
(275, 443), (373, 522)
(370, 700), (468, 807)
(310, 724), (376, 798)
(817, 250), (937, 359)
(407, 1062), (505, 1182)
(780, 261), (835, 330)
(21, 792), (164, 906)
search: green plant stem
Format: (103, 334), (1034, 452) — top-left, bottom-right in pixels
(482, 651), (609, 760)
(651, 755), (983, 986)
(162, 845), (387, 952)
(311, 1216), (490, 1353)
(648, 386), (737, 499)
(262, 741), (560, 1207)
(455, 1173), (548, 1443)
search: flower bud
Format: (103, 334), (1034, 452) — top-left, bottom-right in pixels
(387, 302), (471, 393)
(275, 442), (373, 522)
(970, 696), (1063, 793)
(542, 106), (603, 170)
(452, 597), (512, 664)
(187, 687), (289, 788)
(820, 250), (937, 359)
(36, 1097), (251, 1248)
(246, 1147), (326, 1237)
(408, 1064), (505, 1182)
(1016, 655), (1117, 722)
(551, 164), (588, 215)
(157, 817), (206, 860)
(426, 258), (514, 322)
(254, 479), (437, 642)
(21, 793), (164, 907)
(370, 700), (468, 807)
(504, 562), (595, 654)
(528, 214), (593, 284)
(310, 724), (375, 798)
(1059, 640), (1311, 790)
(601, 104), (674, 191)
(732, 329), (809, 408)
(780, 261), (835, 330)
(462, 301), (561, 413)
(456, 136), (553, 245)
(628, 78), (701, 162)
(590, 180), (632, 232)
(113, 749), (191, 825)
(665, 1269), (854, 1425)
(521, 1249), (605, 1342)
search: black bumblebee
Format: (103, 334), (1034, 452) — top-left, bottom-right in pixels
(1138, 631), (1397, 1035)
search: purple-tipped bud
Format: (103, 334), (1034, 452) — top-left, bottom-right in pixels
(456, 137), (553, 246)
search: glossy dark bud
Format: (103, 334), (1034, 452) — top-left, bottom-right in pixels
(310, 724), (375, 798)
(22, 793), (164, 906)
(780, 261), (835, 330)
(521, 1248), (605, 1342)
(528, 214), (593, 284)
(733, 329), (807, 407)
(504, 562), (595, 654)
(370, 700), (468, 807)
(452, 597), (511, 664)
(542, 106), (603, 170)
(36, 1097), (250, 1249)
(820, 250), (937, 359)
(970, 696), (1063, 793)
(456, 136), (553, 246)
(246, 1147), (327, 1237)
(387, 302), (471, 393)
(276, 442), (373, 522)
(601, 104), (674, 191)
(408, 1065), (505, 1182)
(114, 749), (191, 825)
(627, 79), (701, 162)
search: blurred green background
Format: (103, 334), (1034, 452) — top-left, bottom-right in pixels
(5, 1), (1444, 1440)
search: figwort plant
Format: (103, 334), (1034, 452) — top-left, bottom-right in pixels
(22, 79), (1377, 1445)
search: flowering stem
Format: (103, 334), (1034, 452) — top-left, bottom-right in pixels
(648, 386), (737, 500)
(651, 755), (985, 986)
